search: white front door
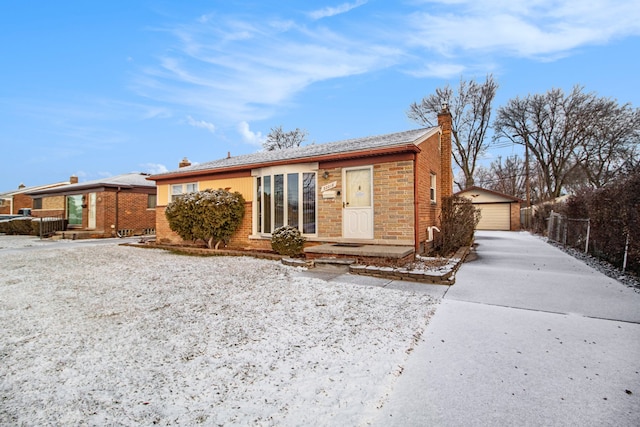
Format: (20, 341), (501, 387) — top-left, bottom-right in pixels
(343, 167), (374, 239)
(88, 192), (96, 229)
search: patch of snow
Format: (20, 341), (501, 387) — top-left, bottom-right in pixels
(540, 237), (640, 292)
(0, 235), (54, 249)
(0, 241), (438, 425)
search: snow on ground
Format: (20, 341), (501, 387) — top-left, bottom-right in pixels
(0, 235), (56, 249)
(539, 236), (640, 291)
(0, 237), (438, 426)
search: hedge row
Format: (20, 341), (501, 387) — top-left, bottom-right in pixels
(0, 217), (36, 235)
(533, 171), (639, 275)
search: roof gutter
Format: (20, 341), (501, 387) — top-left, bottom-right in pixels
(26, 183), (139, 197)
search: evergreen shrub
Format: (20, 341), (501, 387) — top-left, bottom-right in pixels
(271, 225), (306, 257)
(165, 189), (245, 249)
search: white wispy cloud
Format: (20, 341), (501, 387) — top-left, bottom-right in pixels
(186, 115), (216, 133)
(308, 0), (368, 20)
(133, 0), (640, 129)
(141, 163), (169, 174)
(406, 62), (467, 79)
(406, 0), (640, 59)
(135, 15), (400, 126)
(237, 121), (265, 146)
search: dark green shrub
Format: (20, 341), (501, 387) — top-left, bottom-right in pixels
(2, 218), (35, 235)
(165, 189), (245, 249)
(435, 195), (480, 256)
(271, 225), (306, 257)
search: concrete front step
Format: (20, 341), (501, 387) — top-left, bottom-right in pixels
(313, 257), (357, 272)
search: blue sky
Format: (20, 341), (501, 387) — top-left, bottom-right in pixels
(1, 0), (639, 190)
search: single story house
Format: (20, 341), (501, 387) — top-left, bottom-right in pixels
(26, 173), (157, 238)
(148, 107), (454, 262)
(0, 177), (75, 215)
(455, 186), (522, 231)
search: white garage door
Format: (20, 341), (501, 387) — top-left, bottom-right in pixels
(476, 203), (510, 230)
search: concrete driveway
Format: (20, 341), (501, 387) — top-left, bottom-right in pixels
(371, 231), (640, 426)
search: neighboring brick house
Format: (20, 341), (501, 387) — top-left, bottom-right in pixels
(455, 186), (522, 231)
(0, 178), (75, 215)
(149, 108), (453, 256)
(26, 173), (156, 238)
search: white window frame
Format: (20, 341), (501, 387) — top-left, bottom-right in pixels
(430, 173), (437, 203)
(171, 182), (198, 202)
(252, 163), (318, 237)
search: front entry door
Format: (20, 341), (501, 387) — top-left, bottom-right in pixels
(343, 167), (373, 239)
(88, 192), (97, 229)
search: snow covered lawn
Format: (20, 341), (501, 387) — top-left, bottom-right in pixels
(0, 237), (438, 425)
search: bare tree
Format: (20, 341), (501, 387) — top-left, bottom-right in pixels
(494, 86), (640, 200)
(472, 165), (493, 189)
(408, 75), (498, 189)
(489, 155), (527, 200)
(472, 155), (527, 200)
(578, 101), (640, 188)
(263, 125), (308, 151)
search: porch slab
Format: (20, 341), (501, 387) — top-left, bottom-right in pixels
(304, 244), (414, 259)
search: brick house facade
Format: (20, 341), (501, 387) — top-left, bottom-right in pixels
(150, 108), (454, 254)
(0, 177), (75, 215)
(26, 173), (156, 238)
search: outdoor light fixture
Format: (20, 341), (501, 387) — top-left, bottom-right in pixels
(322, 171), (330, 179)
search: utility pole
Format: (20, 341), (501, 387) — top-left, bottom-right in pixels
(512, 130), (533, 209)
(512, 130), (534, 229)
(524, 133), (531, 209)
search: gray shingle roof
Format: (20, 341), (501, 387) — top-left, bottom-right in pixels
(153, 127), (436, 178)
(0, 181), (70, 198)
(26, 173), (155, 195)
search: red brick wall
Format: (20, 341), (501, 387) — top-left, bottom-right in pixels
(228, 201), (271, 250)
(1, 193), (34, 214)
(510, 202), (521, 231)
(32, 209), (64, 218)
(156, 201), (272, 250)
(437, 110), (453, 199)
(155, 206), (179, 244)
(112, 191), (156, 234)
(415, 132), (443, 247)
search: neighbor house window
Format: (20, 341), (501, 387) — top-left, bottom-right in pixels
(171, 183), (198, 202)
(147, 194), (157, 209)
(33, 198), (43, 209)
(255, 167), (316, 235)
(430, 173), (437, 203)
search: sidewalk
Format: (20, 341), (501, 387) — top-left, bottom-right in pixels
(370, 231), (640, 426)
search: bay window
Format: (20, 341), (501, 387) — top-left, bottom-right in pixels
(255, 166), (316, 236)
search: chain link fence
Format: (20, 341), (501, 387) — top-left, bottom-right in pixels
(547, 210), (634, 273)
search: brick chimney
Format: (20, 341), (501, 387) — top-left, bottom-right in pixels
(70, 175), (79, 184)
(179, 157), (191, 168)
(437, 103), (453, 198)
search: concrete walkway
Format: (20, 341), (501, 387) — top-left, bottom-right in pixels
(371, 231), (640, 426)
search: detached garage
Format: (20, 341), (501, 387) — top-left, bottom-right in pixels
(455, 187), (522, 231)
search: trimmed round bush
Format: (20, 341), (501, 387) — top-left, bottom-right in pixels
(271, 225), (306, 257)
(165, 189), (245, 249)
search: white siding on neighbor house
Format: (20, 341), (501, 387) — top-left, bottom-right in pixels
(476, 203), (510, 230)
